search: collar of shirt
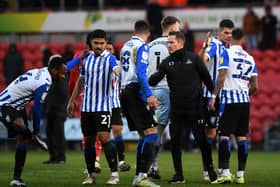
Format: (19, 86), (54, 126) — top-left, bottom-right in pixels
(171, 48), (185, 60)
(213, 37), (223, 45)
(131, 36), (145, 43)
(229, 45), (243, 50)
(92, 49), (110, 57)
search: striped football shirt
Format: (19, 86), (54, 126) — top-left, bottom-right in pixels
(80, 50), (119, 112)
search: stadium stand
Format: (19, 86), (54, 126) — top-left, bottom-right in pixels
(248, 49), (280, 143)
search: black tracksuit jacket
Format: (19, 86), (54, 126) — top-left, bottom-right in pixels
(149, 48), (214, 118)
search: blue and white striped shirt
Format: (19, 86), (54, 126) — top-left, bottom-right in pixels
(219, 45), (258, 104)
(0, 67), (51, 134)
(80, 50), (119, 112)
(203, 37), (226, 98)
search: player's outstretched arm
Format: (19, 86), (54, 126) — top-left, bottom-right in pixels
(198, 31), (212, 62)
(66, 50), (90, 72)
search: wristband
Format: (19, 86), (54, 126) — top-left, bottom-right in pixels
(211, 94), (216, 99)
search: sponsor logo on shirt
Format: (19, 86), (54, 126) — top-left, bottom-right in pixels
(219, 57), (223, 64)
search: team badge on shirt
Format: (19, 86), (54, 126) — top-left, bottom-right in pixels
(142, 51), (148, 61)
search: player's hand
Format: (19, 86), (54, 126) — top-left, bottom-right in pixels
(81, 50), (90, 60)
(202, 32), (212, 49)
(209, 98), (216, 111)
(147, 96), (158, 110)
(67, 101), (75, 117)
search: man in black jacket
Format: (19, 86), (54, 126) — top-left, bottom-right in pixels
(149, 31), (217, 184)
(43, 70), (68, 164)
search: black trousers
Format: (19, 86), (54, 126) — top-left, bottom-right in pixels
(169, 112), (214, 177)
(45, 114), (66, 161)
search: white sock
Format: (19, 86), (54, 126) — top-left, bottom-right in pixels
(236, 171), (244, 178)
(203, 171), (209, 176)
(222, 169), (231, 176)
(143, 173), (148, 178)
(96, 157), (100, 162)
(111, 172), (119, 177)
(138, 172), (147, 179)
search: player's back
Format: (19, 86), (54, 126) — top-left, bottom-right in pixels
(120, 36), (146, 88)
(220, 45), (257, 104)
(0, 67), (51, 110)
(147, 36), (169, 88)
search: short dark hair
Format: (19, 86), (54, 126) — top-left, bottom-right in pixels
(48, 55), (65, 70)
(86, 29), (107, 49)
(232, 28), (244, 40)
(219, 19), (234, 29)
(107, 37), (114, 45)
(169, 31), (185, 43)
(134, 20), (150, 34)
(161, 16), (180, 31)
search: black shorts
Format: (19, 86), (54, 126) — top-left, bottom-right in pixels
(0, 106), (28, 138)
(120, 83), (157, 131)
(111, 108), (123, 126)
(80, 111), (111, 136)
(218, 103), (250, 137)
(202, 97), (220, 129)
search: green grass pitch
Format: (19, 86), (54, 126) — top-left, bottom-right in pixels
(1, 150), (280, 187)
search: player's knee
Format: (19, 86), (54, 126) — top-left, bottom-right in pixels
(143, 126), (158, 135)
(12, 118), (25, 129)
(236, 136), (247, 141)
(112, 126), (122, 137)
(97, 132), (111, 144)
(207, 128), (217, 138)
(219, 135), (230, 140)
